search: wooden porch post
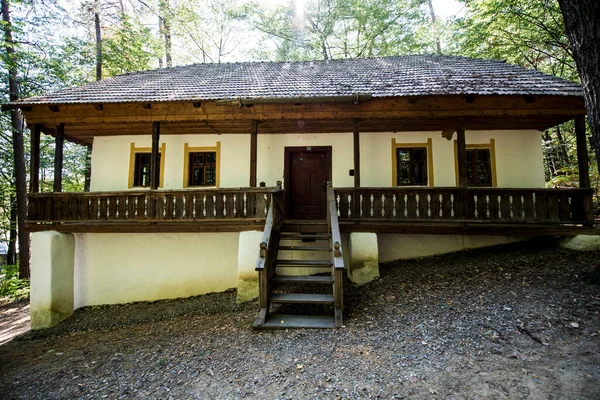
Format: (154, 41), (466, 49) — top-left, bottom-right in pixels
(84, 145), (92, 192)
(30, 123), (41, 193)
(150, 121), (160, 190)
(53, 123), (64, 192)
(575, 116), (590, 189)
(353, 118), (360, 187)
(250, 120), (257, 187)
(456, 118), (467, 187)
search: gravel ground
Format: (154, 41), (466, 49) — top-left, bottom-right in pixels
(0, 239), (599, 399)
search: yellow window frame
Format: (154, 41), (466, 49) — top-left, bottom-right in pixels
(391, 138), (434, 187)
(183, 142), (221, 188)
(128, 142), (166, 189)
(453, 138), (497, 187)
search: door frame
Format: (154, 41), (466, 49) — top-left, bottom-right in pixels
(283, 146), (333, 219)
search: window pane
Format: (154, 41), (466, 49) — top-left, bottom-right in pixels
(189, 151), (217, 186)
(476, 162), (492, 185)
(414, 161), (426, 184)
(397, 149), (410, 162)
(412, 149), (426, 161)
(476, 150), (489, 163)
(396, 147), (427, 186)
(206, 166), (216, 185)
(466, 149), (492, 186)
(397, 162), (410, 185)
(192, 166), (204, 186)
(466, 163), (475, 185)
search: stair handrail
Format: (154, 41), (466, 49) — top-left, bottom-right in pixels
(326, 181), (344, 327)
(254, 181), (283, 326)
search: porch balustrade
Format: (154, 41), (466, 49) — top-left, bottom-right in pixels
(333, 187), (594, 225)
(27, 187), (274, 226)
(25, 186), (594, 232)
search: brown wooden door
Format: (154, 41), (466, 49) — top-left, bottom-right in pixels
(285, 147), (332, 219)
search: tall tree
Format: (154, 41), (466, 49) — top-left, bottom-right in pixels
(557, 0), (600, 171)
(1, 0), (29, 278)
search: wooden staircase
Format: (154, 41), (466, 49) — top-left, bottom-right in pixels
(253, 183), (345, 329)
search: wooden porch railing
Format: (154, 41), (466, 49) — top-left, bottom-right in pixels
(27, 187), (275, 224)
(254, 182), (284, 326)
(326, 182), (345, 327)
(334, 187), (594, 225)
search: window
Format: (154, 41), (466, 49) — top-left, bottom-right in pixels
(391, 138), (433, 187)
(133, 153), (162, 187)
(183, 142), (220, 188)
(188, 151), (217, 186)
(466, 148), (492, 186)
(396, 148), (428, 185)
(453, 139), (496, 187)
(128, 143), (166, 189)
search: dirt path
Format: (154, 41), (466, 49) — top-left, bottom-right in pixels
(0, 241), (599, 399)
(0, 301), (30, 346)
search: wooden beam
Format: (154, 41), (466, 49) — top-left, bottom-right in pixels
(20, 95), (587, 126)
(456, 118), (467, 187)
(30, 124), (41, 193)
(575, 116), (590, 189)
(150, 121), (160, 190)
(353, 118), (360, 187)
(250, 120), (257, 187)
(53, 123), (64, 192)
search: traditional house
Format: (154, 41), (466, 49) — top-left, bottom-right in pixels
(5, 55), (594, 329)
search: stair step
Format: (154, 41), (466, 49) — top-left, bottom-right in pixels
(270, 293), (334, 304)
(254, 314), (336, 329)
(272, 275), (334, 284)
(275, 259), (332, 267)
(278, 246), (331, 251)
(280, 233), (331, 239)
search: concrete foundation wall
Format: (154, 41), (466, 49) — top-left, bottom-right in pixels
(378, 234), (529, 262)
(30, 232), (75, 329)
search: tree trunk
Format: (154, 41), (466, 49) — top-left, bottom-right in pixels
(558, 0), (600, 171)
(427, 0), (442, 54)
(95, 0), (102, 81)
(7, 192), (17, 266)
(1, 0), (30, 278)
(160, 0), (172, 67)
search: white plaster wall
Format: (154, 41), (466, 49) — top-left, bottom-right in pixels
(257, 133), (354, 188)
(90, 134), (250, 191)
(73, 232), (239, 308)
(91, 130), (544, 191)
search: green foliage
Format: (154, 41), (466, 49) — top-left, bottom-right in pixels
(243, 0), (436, 61)
(0, 263), (29, 301)
(451, 0), (577, 80)
(103, 14), (162, 76)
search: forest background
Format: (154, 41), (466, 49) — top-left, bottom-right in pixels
(0, 0), (595, 274)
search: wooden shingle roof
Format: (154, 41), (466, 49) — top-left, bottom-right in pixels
(13, 55), (582, 106)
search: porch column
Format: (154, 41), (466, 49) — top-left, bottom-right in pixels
(30, 123), (41, 193)
(53, 123), (64, 192)
(150, 121), (160, 190)
(456, 118), (467, 187)
(575, 116), (590, 189)
(353, 118), (360, 187)
(84, 145), (92, 192)
(250, 120), (257, 187)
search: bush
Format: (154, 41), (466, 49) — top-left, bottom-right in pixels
(0, 264), (30, 302)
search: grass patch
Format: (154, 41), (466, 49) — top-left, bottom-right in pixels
(0, 264), (30, 302)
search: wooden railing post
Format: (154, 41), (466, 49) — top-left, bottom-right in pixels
(327, 181), (344, 327)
